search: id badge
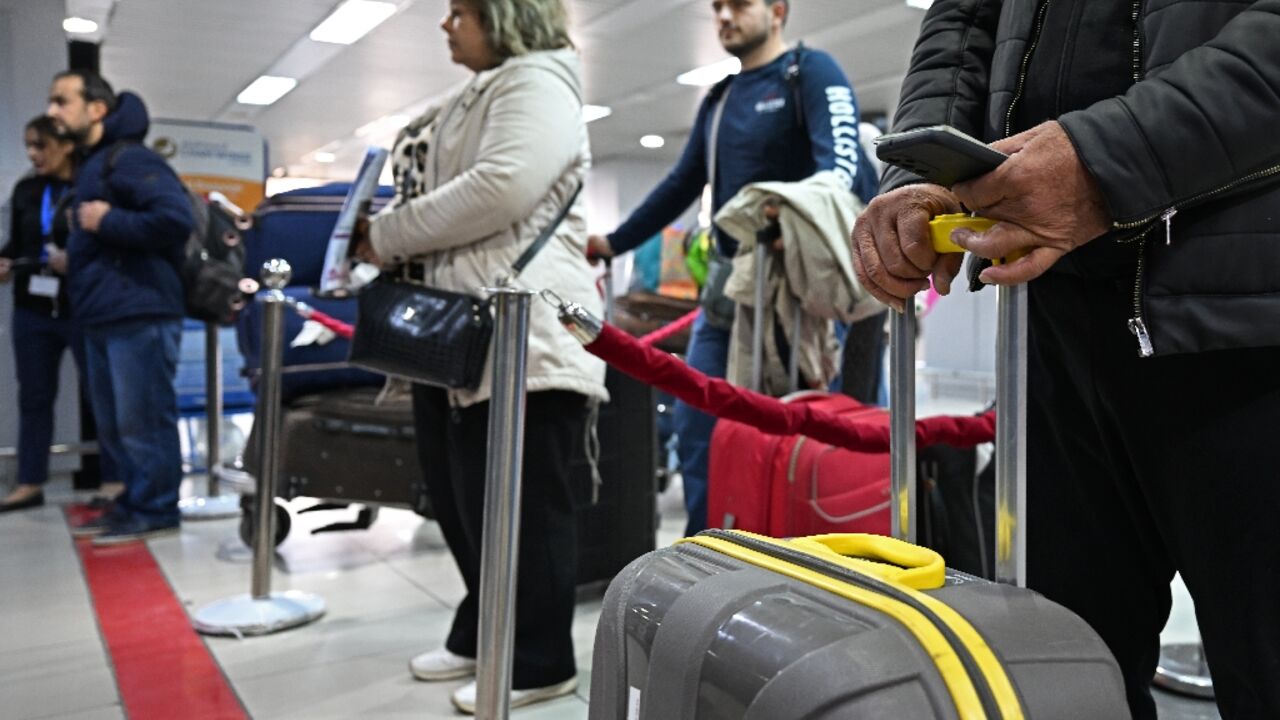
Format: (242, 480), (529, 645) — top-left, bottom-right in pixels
(28, 275), (60, 298)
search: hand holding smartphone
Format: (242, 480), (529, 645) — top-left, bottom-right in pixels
(874, 125), (1007, 187)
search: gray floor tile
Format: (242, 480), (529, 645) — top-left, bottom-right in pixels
(209, 603), (454, 681)
(232, 652), (468, 719)
(29, 705), (125, 720)
(0, 640), (119, 720)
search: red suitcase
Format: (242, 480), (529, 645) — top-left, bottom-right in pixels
(707, 391), (891, 536)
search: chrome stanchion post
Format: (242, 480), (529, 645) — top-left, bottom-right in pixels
(474, 285), (535, 720)
(192, 259), (325, 636)
(206, 323), (223, 495)
(180, 322), (240, 520)
(889, 302), (917, 544)
(994, 284), (1027, 587)
(250, 271), (287, 599)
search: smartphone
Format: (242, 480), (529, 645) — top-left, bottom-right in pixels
(874, 125), (1007, 187)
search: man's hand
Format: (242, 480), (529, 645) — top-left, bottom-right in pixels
(77, 201), (112, 233)
(851, 184), (965, 312)
(949, 121), (1112, 285)
(47, 248), (68, 275)
(763, 202), (784, 250)
(586, 234), (614, 264)
(0, 257), (11, 283)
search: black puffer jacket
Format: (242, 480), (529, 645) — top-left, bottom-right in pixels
(883, 0), (1280, 357)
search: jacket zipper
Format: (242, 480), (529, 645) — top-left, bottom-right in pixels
(1114, 162), (1280, 357)
(1003, 0), (1053, 138)
(1119, 0), (1154, 356)
(1127, 242), (1154, 357)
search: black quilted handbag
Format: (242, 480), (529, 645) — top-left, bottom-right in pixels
(348, 183), (582, 389)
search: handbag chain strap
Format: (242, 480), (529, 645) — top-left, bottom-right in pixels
(510, 181), (585, 277)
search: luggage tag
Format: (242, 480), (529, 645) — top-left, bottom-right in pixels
(28, 274), (60, 298)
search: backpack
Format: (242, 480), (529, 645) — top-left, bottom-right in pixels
(103, 142), (249, 325)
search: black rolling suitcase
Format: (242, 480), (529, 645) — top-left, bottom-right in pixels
(589, 282), (1131, 718)
(573, 367), (659, 589)
(242, 386), (430, 545)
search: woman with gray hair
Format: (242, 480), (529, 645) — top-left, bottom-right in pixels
(352, 0), (603, 713)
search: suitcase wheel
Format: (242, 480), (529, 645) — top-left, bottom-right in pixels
(238, 496), (293, 549)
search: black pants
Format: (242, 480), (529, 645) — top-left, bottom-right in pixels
(840, 310), (887, 404)
(1026, 272), (1280, 720)
(411, 386), (586, 689)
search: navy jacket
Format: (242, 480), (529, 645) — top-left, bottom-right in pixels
(610, 47), (878, 257)
(67, 92), (193, 325)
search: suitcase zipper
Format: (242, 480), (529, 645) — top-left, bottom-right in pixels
(690, 529), (1020, 720)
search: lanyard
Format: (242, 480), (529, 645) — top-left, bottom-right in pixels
(40, 183), (66, 258)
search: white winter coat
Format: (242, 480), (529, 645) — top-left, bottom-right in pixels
(369, 48), (607, 407)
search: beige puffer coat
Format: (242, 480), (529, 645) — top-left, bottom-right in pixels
(369, 48), (607, 407)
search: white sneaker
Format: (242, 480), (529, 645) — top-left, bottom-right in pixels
(408, 648), (477, 681)
(451, 676), (578, 714)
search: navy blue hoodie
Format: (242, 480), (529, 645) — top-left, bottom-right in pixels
(67, 91), (193, 324)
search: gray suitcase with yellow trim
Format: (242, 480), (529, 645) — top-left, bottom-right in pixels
(588, 530), (1126, 719)
(589, 273), (1131, 718)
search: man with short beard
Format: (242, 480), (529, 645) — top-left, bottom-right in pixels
(588, 0), (878, 536)
(47, 70), (193, 544)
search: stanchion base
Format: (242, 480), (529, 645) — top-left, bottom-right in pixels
(180, 493), (241, 520)
(192, 591), (325, 637)
(1154, 642), (1215, 700)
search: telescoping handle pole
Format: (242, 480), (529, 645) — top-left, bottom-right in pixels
(750, 223), (800, 394)
(889, 222), (1028, 587)
(602, 256), (615, 323)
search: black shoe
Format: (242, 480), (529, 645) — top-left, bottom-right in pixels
(91, 517), (180, 546)
(70, 507), (126, 537)
(0, 488), (44, 513)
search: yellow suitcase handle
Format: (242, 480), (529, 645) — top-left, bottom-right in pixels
(786, 533), (947, 590)
(928, 213), (1027, 265)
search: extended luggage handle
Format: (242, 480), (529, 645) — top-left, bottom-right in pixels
(751, 222), (804, 394)
(890, 226), (1028, 587)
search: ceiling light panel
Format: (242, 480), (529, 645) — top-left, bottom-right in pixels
(677, 57), (741, 87)
(583, 105), (613, 123)
(63, 17), (99, 34)
(237, 76), (299, 106)
(310, 0), (398, 45)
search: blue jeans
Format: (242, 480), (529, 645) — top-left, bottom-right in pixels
(83, 318), (182, 524)
(12, 307), (85, 487)
(672, 311), (730, 536)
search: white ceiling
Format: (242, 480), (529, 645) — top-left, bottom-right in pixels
(96, 0), (926, 178)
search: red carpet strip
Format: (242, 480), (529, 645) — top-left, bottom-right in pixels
(69, 505), (248, 719)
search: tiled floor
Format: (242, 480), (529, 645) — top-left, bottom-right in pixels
(1, 392), (1224, 719)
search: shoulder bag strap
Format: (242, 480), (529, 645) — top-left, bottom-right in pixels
(510, 180), (584, 276)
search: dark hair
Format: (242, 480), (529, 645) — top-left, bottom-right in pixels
(25, 115), (71, 143)
(765, 0), (790, 26)
(54, 69), (117, 112)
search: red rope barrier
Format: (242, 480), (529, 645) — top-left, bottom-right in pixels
(295, 300), (993, 452)
(585, 323), (992, 453)
(303, 307), (355, 340)
(637, 308), (700, 347)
